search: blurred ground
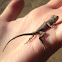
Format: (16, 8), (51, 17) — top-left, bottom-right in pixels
(0, 0), (62, 62)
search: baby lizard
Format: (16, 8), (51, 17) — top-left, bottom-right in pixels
(3, 15), (59, 52)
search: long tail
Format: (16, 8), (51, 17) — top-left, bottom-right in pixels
(3, 32), (38, 52)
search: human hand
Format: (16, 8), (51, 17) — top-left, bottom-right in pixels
(0, 0), (62, 62)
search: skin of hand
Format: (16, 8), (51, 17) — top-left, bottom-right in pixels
(0, 0), (62, 62)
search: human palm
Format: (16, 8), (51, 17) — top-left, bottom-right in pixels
(0, 0), (62, 62)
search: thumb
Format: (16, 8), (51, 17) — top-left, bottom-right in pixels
(1, 0), (24, 21)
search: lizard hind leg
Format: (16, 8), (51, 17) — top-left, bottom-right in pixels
(24, 35), (34, 44)
(39, 32), (46, 48)
(39, 32), (46, 45)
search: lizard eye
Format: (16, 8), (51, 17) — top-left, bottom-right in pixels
(52, 15), (59, 23)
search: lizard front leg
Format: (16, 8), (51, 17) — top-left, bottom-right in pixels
(47, 22), (56, 28)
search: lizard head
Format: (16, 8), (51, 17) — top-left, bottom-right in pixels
(48, 15), (59, 25)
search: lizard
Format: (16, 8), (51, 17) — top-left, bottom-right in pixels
(2, 15), (59, 52)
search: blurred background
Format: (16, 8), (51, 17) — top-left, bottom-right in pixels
(0, 0), (62, 62)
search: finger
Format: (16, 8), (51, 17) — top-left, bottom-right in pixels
(58, 6), (62, 9)
(46, 0), (62, 9)
(1, 0), (24, 21)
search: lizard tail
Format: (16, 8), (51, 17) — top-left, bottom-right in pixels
(2, 32), (38, 52)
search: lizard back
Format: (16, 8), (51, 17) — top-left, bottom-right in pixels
(35, 15), (59, 32)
